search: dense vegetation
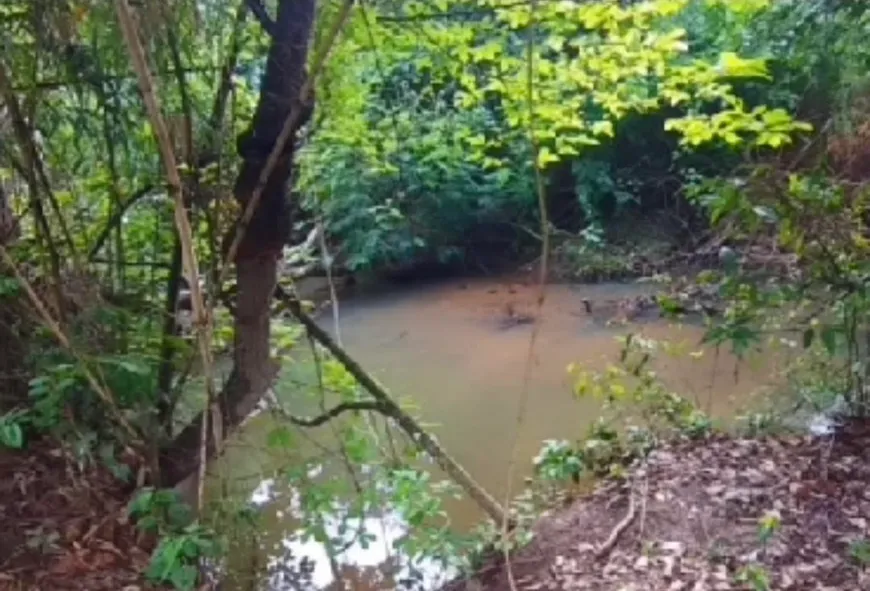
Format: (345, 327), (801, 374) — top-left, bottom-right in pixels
(3, 0), (870, 589)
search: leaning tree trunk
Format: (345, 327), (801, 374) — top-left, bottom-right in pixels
(159, 0), (316, 486)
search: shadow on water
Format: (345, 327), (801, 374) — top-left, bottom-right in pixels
(207, 277), (789, 589)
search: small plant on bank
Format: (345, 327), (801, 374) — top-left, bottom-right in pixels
(849, 538), (870, 568)
(736, 411), (784, 437)
(0, 409), (26, 449)
(128, 488), (222, 591)
(757, 509), (781, 551)
(533, 439), (584, 483)
(571, 333), (715, 440)
(735, 563), (771, 591)
(144, 524), (222, 591)
(531, 334), (715, 495)
(732, 510), (781, 591)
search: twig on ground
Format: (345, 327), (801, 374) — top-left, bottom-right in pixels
(638, 474), (649, 541)
(595, 490), (638, 560)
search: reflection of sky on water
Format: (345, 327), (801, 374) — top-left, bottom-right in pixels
(250, 478), (277, 506)
(249, 478), (455, 590)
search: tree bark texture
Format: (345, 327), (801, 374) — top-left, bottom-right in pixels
(232, 0), (315, 261)
(160, 0), (315, 486)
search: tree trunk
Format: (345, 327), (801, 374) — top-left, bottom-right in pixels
(547, 161), (584, 232)
(159, 0), (315, 486)
(0, 188), (28, 411)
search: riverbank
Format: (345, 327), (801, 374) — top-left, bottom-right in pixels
(445, 419), (870, 591)
(0, 440), (160, 590)
(291, 211), (697, 304)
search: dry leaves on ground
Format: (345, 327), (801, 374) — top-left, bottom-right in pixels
(448, 420), (870, 591)
(0, 440), (159, 590)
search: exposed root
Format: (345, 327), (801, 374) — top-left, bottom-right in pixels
(594, 490), (638, 560)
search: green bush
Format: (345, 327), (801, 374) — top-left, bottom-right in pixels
(299, 88), (535, 271)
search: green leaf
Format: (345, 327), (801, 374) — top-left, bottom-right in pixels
(717, 52), (770, 79)
(591, 121), (614, 137)
(546, 35), (565, 52)
(169, 564), (197, 591)
(0, 421), (23, 449)
(536, 147), (560, 168)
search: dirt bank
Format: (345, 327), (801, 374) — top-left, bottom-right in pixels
(446, 420), (870, 591)
(0, 440), (159, 590)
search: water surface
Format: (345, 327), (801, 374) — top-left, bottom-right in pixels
(209, 278), (784, 589)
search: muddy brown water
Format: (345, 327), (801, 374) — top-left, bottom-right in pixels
(207, 278), (787, 590)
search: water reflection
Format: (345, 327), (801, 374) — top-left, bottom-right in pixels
(247, 478), (454, 590)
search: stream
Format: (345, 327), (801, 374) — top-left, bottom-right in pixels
(206, 277), (787, 590)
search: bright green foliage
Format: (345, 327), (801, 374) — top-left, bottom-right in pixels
(535, 333), (714, 485)
(391, 0), (809, 167)
(298, 0), (815, 270)
(300, 9), (535, 270)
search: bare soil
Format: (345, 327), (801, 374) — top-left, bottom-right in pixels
(447, 420), (870, 591)
(0, 439), (160, 590)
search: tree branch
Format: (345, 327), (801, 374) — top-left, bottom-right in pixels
(116, 0), (216, 505)
(87, 185), (155, 260)
(11, 65), (234, 92)
(244, 0), (276, 36)
(0, 60), (64, 314)
(285, 401), (387, 427)
(209, 4), (248, 139)
(595, 491), (638, 559)
(273, 285), (511, 527)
